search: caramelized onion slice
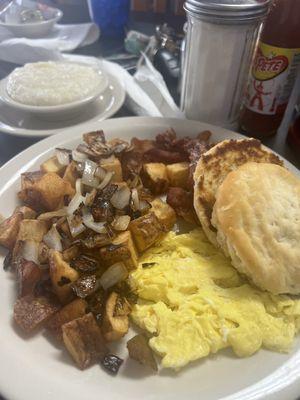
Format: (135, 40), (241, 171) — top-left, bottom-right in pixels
(98, 171), (114, 190)
(55, 148), (71, 166)
(100, 262), (128, 290)
(111, 215), (131, 231)
(67, 179), (84, 215)
(67, 215), (86, 237)
(131, 188), (140, 211)
(82, 207), (106, 234)
(43, 224), (62, 252)
(110, 185), (131, 210)
(38, 208), (67, 220)
(21, 240), (39, 264)
(82, 160), (100, 188)
(72, 149), (88, 162)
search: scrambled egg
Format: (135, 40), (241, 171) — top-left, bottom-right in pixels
(130, 229), (300, 369)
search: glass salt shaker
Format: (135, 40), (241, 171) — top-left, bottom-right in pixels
(181, 0), (270, 129)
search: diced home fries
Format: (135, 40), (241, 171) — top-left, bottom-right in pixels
(1, 128), (212, 375)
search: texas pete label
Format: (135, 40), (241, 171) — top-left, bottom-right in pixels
(252, 48), (289, 81)
(244, 42), (300, 115)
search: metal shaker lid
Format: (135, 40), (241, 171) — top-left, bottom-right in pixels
(184, 0), (271, 23)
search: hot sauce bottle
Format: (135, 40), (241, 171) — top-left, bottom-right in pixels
(239, 0), (300, 138)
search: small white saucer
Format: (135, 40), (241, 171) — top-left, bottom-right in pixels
(0, 73), (125, 138)
(0, 4), (63, 38)
(0, 69), (109, 120)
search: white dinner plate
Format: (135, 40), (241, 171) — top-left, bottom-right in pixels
(0, 73), (125, 138)
(0, 117), (299, 400)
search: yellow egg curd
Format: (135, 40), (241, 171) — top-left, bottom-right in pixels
(130, 229), (300, 369)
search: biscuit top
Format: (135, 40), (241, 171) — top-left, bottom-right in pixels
(212, 162), (300, 294)
(193, 138), (283, 246)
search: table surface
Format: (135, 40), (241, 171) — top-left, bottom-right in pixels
(0, 3), (299, 400)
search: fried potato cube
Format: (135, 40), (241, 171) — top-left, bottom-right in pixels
(62, 313), (108, 369)
(62, 161), (79, 188)
(166, 187), (198, 225)
(16, 206), (37, 219)
(129, 212), (164, 252)
(17, 219), (49, 242)
(127, 334), (158, 371)
(0, 205), (38, 249)
(62, 245), (80, 263)
(14, 295), (60, 333)
(0, 212), (23, 249)
(18, 172), (75, 211)
(47, 298), (87, 340)
(17, 259), (43, 297)
(166, 162), (189, 189)
(41, 156), (66, 175)
(100, 155), (123, 182)
(49, 251), (79, 304)
(150, 198), (176, 230)
(102, 292), (129, 342)
(142, 163), (169, 194)
(99, 230), (138, 271)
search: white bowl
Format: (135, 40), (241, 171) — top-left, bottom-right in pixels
(0, 68), (109, 121)
(0, 5), (63, 38)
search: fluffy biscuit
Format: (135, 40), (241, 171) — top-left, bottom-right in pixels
(193, 139), (283, 246)
(212, 162), (300, 294)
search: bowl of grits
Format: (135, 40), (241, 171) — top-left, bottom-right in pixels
(0, 61), (109, 120)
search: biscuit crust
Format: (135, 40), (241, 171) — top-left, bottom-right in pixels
(193, 139), (283, 246)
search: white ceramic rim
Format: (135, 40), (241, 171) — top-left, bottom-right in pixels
(0, 73), (125, 137)
(0, 69), (109, 114)
(0, 117), (299, 400)
(0, 7), (63, 27)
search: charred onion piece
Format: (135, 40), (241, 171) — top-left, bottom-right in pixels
(91, 186), (117, 222)
(83, 130), (105, 145)
(81, 233), (113, 249)
(86, 288), (106, 323)
(70, 255), (99, 273)
(108, 138), (130, 154)
(72, 274), (100, 298)
(101, 354), (123, 375)
(121, 150), (143, 180)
